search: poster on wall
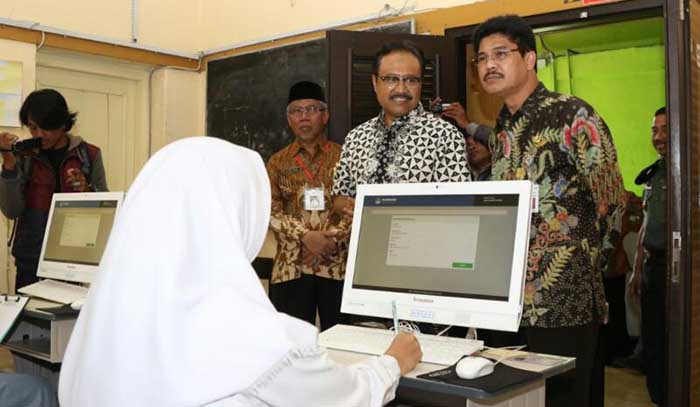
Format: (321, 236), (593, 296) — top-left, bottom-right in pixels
(0, 60), (22, 127)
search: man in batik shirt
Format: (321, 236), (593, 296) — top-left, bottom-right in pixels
(267, 81), (347, 331)
(332, 40), (470, 214)
(473, 15), (625, 407)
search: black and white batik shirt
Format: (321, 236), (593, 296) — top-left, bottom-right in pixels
(332, 104), (471, 197)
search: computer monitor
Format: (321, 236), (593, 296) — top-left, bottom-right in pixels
(342, 181), (533, 332)
(37, 192), (125, 284)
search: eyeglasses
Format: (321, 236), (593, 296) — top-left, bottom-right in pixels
(287, 105), (327, 117)
(472, 48), (520, 66)
(378, 75), (422, 88)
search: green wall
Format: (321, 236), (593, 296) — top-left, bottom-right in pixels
(539, 45), (665, 196)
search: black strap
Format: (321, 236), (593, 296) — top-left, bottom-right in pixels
(76, 142), (92, 180)
(7, 158), (31, 249)
(634, 159), (661, 185)
(7, 219), (17, 248)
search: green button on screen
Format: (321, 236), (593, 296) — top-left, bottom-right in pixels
(452, 262), (474, 269)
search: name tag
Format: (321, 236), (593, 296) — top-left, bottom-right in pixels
(304, 187), (325, 211)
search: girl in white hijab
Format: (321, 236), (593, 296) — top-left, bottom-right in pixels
(58, 137), (420, 407)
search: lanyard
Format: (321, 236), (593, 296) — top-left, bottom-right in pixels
(294, 143), (330, 182)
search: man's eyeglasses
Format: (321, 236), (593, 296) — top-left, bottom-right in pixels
(472, 48), (520, 66)
(378, 75), (422, 88)
(287, 105), (327, 117)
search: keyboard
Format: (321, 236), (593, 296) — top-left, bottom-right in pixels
(19, 279), (88, 304)
(319, 324), (483, 366)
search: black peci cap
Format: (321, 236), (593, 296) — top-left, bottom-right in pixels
(288, 81), (326, 104)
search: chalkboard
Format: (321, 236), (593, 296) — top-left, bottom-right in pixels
(206, 20), (413, 162)
(207, 40), (326, 162)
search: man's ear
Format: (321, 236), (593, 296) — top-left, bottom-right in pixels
(371, 74), (378, 94)
(525, 51), (537, 71)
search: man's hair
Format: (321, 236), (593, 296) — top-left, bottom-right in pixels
(20, 88), (77, 131)
(372, 40), (425, 75)
(655, 106), (666, 116)
(473, 15), (537, 57)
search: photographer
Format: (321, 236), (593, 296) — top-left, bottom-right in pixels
(0, 89), (107, 289)
(430, 97), (492, 180)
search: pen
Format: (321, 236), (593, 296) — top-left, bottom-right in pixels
(392, 299), (399, 335)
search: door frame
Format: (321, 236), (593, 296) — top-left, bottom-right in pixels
(445, 0), (664, 108)
(36, 48), (152, 186)
(444, 0), (692, 405)
(662, 0), (692, 405)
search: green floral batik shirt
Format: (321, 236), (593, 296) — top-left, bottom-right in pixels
(490, 83), (625, 328)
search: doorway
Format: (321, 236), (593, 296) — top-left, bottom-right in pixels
(445, 0), (694, 405)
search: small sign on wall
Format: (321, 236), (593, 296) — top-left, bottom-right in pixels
(0, 60), (22, 127)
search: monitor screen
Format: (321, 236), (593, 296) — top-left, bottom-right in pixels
(342, 181), (532, 332)
(38, 192), (124, 284)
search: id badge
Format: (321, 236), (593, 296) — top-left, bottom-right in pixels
(304, 187), (325, 211)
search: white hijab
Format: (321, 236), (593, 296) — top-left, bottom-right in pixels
(59, 137), (317, 407)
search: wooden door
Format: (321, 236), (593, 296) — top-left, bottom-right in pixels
(326, 30), (455, 143)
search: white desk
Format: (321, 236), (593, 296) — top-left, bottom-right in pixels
(328, 349), (574, 407)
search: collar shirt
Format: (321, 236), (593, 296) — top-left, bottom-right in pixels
(267, 138), (348, 283)
(639, 158), (667, 253)
(490, 83), (625, 328)
(473, 165), (492, 181)
(332, 104), (471, 197)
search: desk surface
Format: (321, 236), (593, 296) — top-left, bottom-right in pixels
(327, 348), (574, 401)
(24, 298), (77, 321)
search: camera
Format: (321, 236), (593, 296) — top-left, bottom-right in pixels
(0, 137), (42, 153)
(431, 103), (452, 113)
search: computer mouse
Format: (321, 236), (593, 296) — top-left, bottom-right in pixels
(455, 356), (495, 379)
(70, 299), (85, 310)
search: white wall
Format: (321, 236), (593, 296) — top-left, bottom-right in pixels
(196, 0), (480, 51)
(0, 40), (205, 291)
(1, 0), (481, 53)
(150, 68), (206, 153)
(0, 39), (35, 293)
(0, 0), (199, 52)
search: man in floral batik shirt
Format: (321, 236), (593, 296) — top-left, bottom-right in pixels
(267, 81), (348, 332)
(473, 15), (625, 407)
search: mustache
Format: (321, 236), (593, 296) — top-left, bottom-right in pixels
(483, 72), (503, 80)
(390, 93), (413, 101)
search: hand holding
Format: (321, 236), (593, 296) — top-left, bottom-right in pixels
(441, 102), (469, 129)
(66, 168), (90, 192)
(0, 132), (18, 169)
(385, 332), (422, 375)
(301, 230), (336, 257)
